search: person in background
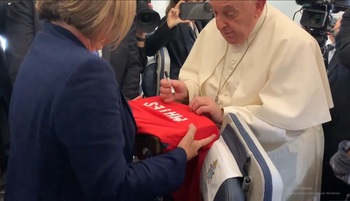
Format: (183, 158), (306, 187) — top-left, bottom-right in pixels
(101, 24), (144, 100)
(321, 8), (350, 201)
(4, 0), (40, 84)
(323, 17), (341, 68)
(134, 0), (154, 70)
(5, 0), (143, 100)
(337, 8), (350, 69)
(144, 0), (211, 79)
(160, 0), (333, 200)
(4, 0), (215, 200)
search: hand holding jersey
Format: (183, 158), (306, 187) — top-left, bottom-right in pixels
(178, 124), (216, 160)
(129, 96), (219, 201)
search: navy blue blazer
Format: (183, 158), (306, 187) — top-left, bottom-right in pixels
(5, 22), (187, 201)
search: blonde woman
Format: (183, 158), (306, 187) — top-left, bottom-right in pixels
(5, 1), (215, 200)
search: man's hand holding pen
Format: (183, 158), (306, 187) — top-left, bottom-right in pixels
(164, 71), (176, 95)
(159, 71), (189, 103)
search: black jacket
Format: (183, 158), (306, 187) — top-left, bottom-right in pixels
(321, 8), (350, 201)
(0, 2), (7, 34)
(4, 0), (41, 83)
(101, 24), (144, 100)
(0, 2), (12, 176)
(145, 17), (208, 79)
(336, 8), (350, 68)
(5, 0), (143, 99)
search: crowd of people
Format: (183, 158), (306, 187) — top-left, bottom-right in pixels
(0, 0), (349, 200)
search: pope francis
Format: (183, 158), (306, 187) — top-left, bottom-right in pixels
(159, 0), (333, 200)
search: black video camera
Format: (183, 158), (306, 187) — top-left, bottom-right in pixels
(296, 0), (350, 50)
(136, 0), (160, 33)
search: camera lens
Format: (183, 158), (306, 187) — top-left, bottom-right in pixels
(140, 14), (151, 23)
(136, 1), (160, 33)
(309, 14), (322, 24)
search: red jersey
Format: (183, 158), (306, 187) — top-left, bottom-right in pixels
(128, 96), (219, 201)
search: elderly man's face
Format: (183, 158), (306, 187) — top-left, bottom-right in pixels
(209, 0), (264, 45)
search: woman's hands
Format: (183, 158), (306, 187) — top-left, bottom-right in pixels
(177, 124), (216, 161)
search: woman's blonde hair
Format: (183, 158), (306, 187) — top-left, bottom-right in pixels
(36, 0), (136, 48)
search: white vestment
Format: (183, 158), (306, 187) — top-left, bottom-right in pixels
(179, 4), (333, 201)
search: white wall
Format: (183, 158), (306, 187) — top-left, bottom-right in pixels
(153, 1), (169, 18)
(268, 1), (302, 22)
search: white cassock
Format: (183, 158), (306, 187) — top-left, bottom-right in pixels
(179, 4), (333, 201)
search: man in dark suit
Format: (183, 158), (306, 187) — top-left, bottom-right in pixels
(5, 0), (143, 100)
(337, 8), (350, 68)
(321, 8), (350, 201)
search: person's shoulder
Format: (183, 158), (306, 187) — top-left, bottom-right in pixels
(69, 51), (113, 79)
(198, 19), (219, 36)
(267, 5), (300, 30)
(267, 5), (304, 33)
(194, 19), (227, 50)
(33, 32), (113, 77)
(266, 5), (318, 45)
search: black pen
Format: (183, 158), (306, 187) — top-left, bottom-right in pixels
(164, 71), (175, 95)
